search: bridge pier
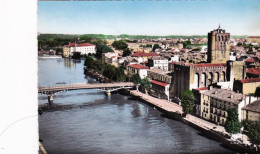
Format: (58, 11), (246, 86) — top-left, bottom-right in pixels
(106, 90), (111, 97)
(48, 95), (54, 106)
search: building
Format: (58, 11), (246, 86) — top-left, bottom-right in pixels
(192, 87), (209, 116)
(65, 42), (96, 55)
(147, 57), (169, 71)
(63, 47), (70, 58)
(233, 78), (260, 95)
(200, 88), (254, 125)
(102, 52), (118, 66)
(207, 25), (230, 63)
(246, 36), (260, 44)
(173, 27), (246, 98)
(126, 64), (149, 79)
(247, 68), (260, 78)
(147, 68), (172, 100)
(131, 51), (159, 63)
(150, 80), (170, 100)
(242, 100), (260, 121)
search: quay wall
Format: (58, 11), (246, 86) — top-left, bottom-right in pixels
(129, 90), (258, 154)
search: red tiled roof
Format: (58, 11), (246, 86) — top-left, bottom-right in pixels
(151, 80), (169, 87)
(131, 51), (159, 57)
(193, 63), (226, 68)
(239, 78), (260, 83)
(128, 64), (149, 69)
(245, 58), (255, 63)
(196, 87), (208, 91)
(247, 68), (260, 75)
(66, 43), (95, 47)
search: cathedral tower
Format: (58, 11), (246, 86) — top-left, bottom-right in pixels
(207, 25), (230, 63)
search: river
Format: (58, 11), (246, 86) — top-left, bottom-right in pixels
(38, 58), (235, 154)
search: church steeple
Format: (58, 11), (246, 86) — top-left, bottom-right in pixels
(218, 23), (220, 29)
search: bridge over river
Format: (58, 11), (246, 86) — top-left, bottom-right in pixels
(38, 82), (135, 105)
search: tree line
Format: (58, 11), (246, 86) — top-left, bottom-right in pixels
(84, 56), (126, 82)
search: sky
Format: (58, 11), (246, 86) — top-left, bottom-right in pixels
(38, 0), (260, 36)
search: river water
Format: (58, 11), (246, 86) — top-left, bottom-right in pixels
(38, 58), (235, 154)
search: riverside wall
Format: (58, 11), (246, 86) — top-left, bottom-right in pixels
(129, 90), (258, 154)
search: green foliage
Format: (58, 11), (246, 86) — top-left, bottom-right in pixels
(123, 48), (132, 57)
(95, 43), (113, 59)
(140, 44), (152, 48)
(182, 40), (191, 48)
(56, 48), (63, 54)
(152, 44), (161, 52)
(242, 120), (260, 144)
(125, 39), (138, 43)
(224, 108), (241, 134)
(130, 74), (141, 85)
(237, 42), (242, 46)
(181, 89), (195, 114)
(112, 40), (128, 50)
(72, 52), (81, 59)
(84, 56), (126, 82)
(140, 77), (151, 88)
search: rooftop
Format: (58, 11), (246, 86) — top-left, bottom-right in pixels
(242, 100), (260, 113)
(148, 67), (171, 75)
(66, 43), (95, 47)
(201, 88), (245, 104)
(248, 36), (260, 39)
(131, 51), (159, 57)
(239, 78), (260, 84)
(247, 68), (260, 75)
(151, 80), (169, 87)
(128, 64), (149, 69)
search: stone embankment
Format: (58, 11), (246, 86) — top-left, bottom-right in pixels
(130, 90), (258, 154)
(84, 68), (113, 83)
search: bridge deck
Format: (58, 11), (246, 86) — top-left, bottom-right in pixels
(38, 82), (134, 92)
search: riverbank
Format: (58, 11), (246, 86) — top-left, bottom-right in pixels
(129, 90), (258, 154)
(84, 67), (114, 83)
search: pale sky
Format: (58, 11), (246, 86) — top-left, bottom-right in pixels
(38, 0), (260, 36)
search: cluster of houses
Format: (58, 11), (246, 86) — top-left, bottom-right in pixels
(62, 27), (260, 125)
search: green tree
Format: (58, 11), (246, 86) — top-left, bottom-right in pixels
(95, 43), (113, 59)
(112, 40), (128, 50)
(56, 48), (63, 55)
(182, 40), (191, 48)
(130, 74), (141, 91)
(242, 120), (260, 145)
(122, 48), (132, 57)
(140, 77), (151, 94)
(181, 89), (195, 114)
(152, 44), (160, 52)
(72, 52), (81, 59)
(224, 108), (241, 134)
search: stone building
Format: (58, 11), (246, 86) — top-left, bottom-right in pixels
(147, 68), (172, 100)
(63, 47), (70, 58)
(242, 100), (260, 121)
(233, 78), (260, 95)
(207, 25), (230, 63)
(246, 68), (260, 78)
(246, 36), (260, 44)
(147, 57), (169, 71)
(172, 27), (246, 98)
(200, 88), (254, 125)
(126, 64), (149, 79)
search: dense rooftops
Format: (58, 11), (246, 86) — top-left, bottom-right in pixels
(128, 64), (149, 69)
(148, 67), (171, 75)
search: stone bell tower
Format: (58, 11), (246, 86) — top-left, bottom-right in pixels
(207, 25), (230, 63)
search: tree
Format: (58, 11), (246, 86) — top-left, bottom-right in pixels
(182, 40), (191, 48)
(56, 48), (63, 55)
(72, 52), (81, 59)
(112, 40), (128, 50)
(181, 89), (195, 114)
(130, 74), (141, 91)
(122, 48), (132, 57)
(140, 77), (151, 94)
(224, 108), (241, 134)
(242, 120), (260, 145)
(152, 44), (160, 52)
(95, 43), (113, 59)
